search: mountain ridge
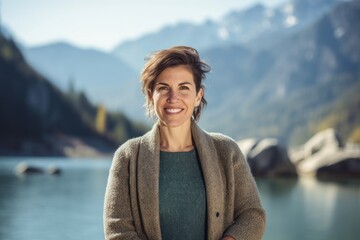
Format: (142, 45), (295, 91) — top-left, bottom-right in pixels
(112, 0), (343, 70)
(12, 0), (359, 147)
(200, 0), (360, 145)
(0, 33), (146, 156)
(23, 40), (144, 117)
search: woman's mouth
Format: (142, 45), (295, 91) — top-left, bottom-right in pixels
(165, 108), (182, 114)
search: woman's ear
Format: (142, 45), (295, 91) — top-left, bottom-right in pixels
(195, 88), (204, 107)
(147, 89), (153, 101)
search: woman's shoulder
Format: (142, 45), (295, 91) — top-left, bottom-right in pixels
(110, 136), (144, 170)
(112, 135), (146, 165)
(193, 123), (241, 155)
(114, 136), (142, 158)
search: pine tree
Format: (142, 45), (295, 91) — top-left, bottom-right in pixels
(95, 104), (106, 134)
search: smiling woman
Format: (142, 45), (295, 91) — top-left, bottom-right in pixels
(153, 66), (203, 132)
(103, 46), (266, 240)
(141, 46), (209, 122)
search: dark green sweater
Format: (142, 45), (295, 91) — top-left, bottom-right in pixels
(159, 149), (207, 240)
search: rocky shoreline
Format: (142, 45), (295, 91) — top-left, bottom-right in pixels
(238, 128), (360, 178)
(0, 134), (115, 158)
(2, 128), (360, 178)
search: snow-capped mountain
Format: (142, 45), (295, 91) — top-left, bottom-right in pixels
(112, 0), (342, 70)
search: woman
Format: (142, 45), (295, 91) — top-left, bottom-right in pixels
(104, 46), (266, 240)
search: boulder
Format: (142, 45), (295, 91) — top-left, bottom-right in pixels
(238, 138), (297, 177)
(291, 128), (360, 177)
(15, 162), (44, 175)
(15, 162), (62, 175)
(47, 165), (62, 175)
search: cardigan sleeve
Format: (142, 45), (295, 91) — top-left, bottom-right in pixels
(223, 141), (266, 240)
(103, 143), (142, 240)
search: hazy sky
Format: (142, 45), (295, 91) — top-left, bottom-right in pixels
(1, 0), (288, 51)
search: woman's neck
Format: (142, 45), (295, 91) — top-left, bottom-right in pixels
(158, 122), (194, 152)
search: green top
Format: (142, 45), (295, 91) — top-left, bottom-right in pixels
(159, 149), (207, 240)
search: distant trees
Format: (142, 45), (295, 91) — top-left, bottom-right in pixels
(64, 77), (148, 144)
(95, 104), (106, 134)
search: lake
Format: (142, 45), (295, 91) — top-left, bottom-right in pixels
(0, 157), (359, 240)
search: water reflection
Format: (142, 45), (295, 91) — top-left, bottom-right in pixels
(0, 158), (111, 240)
(300, 178), (338, 233)
(0, 159), (359, 240)
(256, 177), (298, 197)
(257, 177), (360, 240)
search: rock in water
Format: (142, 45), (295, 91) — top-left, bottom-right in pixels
(292, 128), (360, 177)
(47, 165), (62, 175)
(238, 138), (297, 177)
(15, 162), (44, 175)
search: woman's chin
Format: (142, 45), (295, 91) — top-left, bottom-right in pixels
(158, 119), (190, 129)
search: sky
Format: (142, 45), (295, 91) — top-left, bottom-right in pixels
(1, 0), (288, 52)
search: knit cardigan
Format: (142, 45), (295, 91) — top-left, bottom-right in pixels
(103, 122), (266, 240)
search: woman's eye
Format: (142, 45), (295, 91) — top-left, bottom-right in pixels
(157, 86), (168, 92)
(179, 86), (189, 90)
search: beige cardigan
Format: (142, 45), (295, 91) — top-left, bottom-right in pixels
(104, 122), (266, 240)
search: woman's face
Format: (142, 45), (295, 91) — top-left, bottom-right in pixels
(151, 65), (203, 128)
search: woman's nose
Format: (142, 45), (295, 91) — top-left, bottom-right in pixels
(167, 89), (179, 102)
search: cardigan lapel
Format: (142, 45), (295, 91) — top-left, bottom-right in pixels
(137, 124), (162, 239)
(191, 122), (224, 239)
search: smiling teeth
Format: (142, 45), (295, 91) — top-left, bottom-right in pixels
(166, 108), (182, 113)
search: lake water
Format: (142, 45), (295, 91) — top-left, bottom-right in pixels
(0, 157), (359, 240)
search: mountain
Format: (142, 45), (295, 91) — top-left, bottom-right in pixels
(112, 20), (223, 70)
(200, 0), (360, 146)
(22, 42), (144, 118)
(0, 33), (146, 156)
(15, 0), (359, 148)
(19, 0), (344, 122)
(0, 25), (13, 39)
(112, 0), (342, 70)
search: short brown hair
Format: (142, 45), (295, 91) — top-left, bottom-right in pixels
(141, 46), (211, 122)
